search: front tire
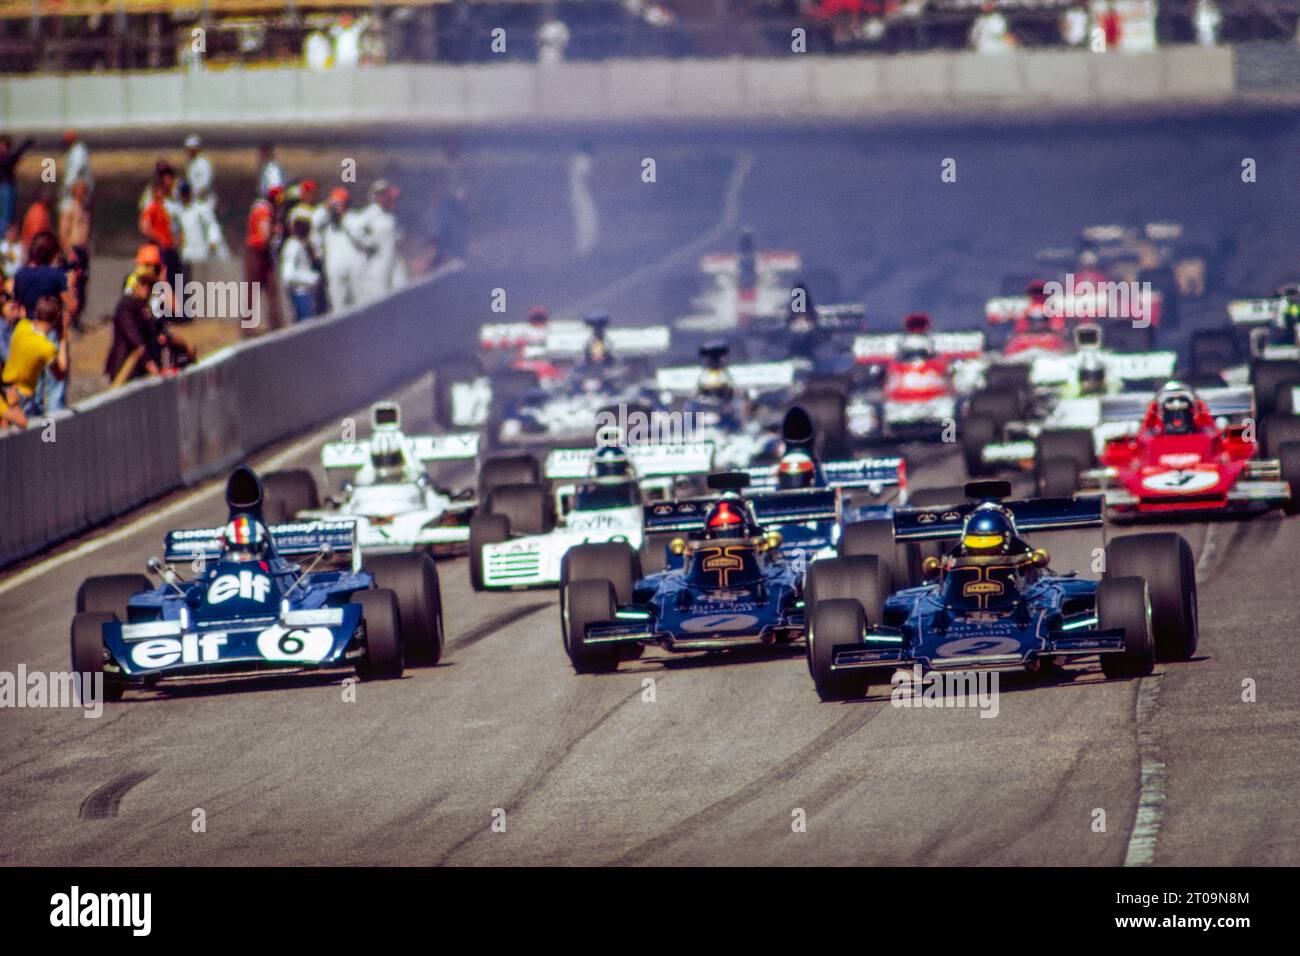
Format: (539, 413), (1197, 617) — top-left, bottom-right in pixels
(468, 513), (510, 591)
(261, 469), (320, 524)
(1105, 534), (1198, 662)
(71, 612), (124, 701)
(76, 574), (151, 615)
(1097, 576), (1156, 679)
(561, 578), (621, 673)
(355, 589), (404, 680)
(366, 553), (444, 665)
(807, 599), (867, 701)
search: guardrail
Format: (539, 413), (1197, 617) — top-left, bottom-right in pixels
(0, 264), (481, 569)
(0, 47), (1239, 133)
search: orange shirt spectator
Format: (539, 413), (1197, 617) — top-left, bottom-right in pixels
(246, 197), (274, 250)
(20, 193), (53, 247)
(139, 188), (177, 250)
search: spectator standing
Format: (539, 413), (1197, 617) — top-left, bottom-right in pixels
(0, 135), (34, 232)
(105, 271), (162, 385)
(1061, 4), (1089, 46)
(139, 175), (183, 290)
(244, 187), (284, 335)
(184, 135), (215, 207)
(1, 294), (68, 417)
(14, 231), (76, 320)
(1195, 0), (1222, 46)
(176, 181), (221, 289)
(61, 130), (92, 201)
(332, 14), (367, 68)
(58, 178), (92, 332)
(970, 2), (1012, 53)
(280, 210), (320, 322)
(354, 180), (401, 300)
(569, 147), (598, 258)
(305, 29), (332, 70)
(322, 187), (364, 311)
(257, 144), (285, 198)
(1, 285), (19, 362)
(20, 190), (54, 248)
(537, 11), (571, 65)
(0, 222), (24, 280)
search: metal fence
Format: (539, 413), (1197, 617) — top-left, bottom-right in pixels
(0, 263), (482, 569)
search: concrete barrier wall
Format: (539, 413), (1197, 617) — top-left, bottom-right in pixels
(0, 265), (486, 569)
(0, 48), (1239, 133)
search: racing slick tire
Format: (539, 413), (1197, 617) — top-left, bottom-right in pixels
(1036, 457), (1081, 499)
(366, 553), (444, 666)
(794, 388), (849, 458)
(76, 574), (151, 616)
(1189, 328), (1242, 380)
(485, 483), (554, 536)
(1251, 359), (1300, 420)
(561, 542), (641, 604)
(984, 365), (1032, 414)
(468, 514), (510, 591)
(1105, 533), (1198, 663)
(805, 555), (891, 682)
(1036, 428), (1095, 472)
(1261, 413), (1300, 460)
(1278, 441), (1300, 516)
(478, 454), (540, 503)
(639, 532), (676, 576)
(261, 469), (320, 524)
(960, 414), (999, 478)
(807, 599), (867, 702)
(1097, 577), (1156, 680)
(355, 588), (404, 680)
(967, 390), (1020, 430)
(837, 519), (908, 585)
(561, 578), (621, 674)
(71, 612), (124, 701)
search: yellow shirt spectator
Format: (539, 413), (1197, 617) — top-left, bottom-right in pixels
(2, 318), (57, 397)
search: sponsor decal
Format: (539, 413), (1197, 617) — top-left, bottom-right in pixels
(918, 512), (938, 523)
(679, 613), (760, 634)
(256, 625), (334, 662)
(933, 636), (1022, 658)
(698, 546), (748, 587)
(129, 633), (228, 669)
(1141, 469), (1219, 493)
(963, 580), (1004, 597)
(207, 571), (272, 604)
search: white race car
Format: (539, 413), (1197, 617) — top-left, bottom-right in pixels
(283, 403), (482, 555)
(470, 441), (715, 590)
(672, 248), (803, 333)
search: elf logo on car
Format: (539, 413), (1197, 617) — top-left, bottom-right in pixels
(130, 633), (228, 669)
(207, 571), (272, 604)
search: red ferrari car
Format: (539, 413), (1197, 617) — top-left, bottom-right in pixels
(1041, 382), (1300, 516)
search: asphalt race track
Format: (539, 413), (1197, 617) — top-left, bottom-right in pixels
(3, 114), (1300, 865)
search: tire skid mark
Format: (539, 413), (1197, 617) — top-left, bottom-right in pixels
(448, 601), (551, 652)
(612, 703), (884, 866)
(431, 680), (642, 865)
(78, 769), (156, 820)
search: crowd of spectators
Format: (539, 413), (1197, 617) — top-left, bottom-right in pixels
(0, 1), (1291, 73)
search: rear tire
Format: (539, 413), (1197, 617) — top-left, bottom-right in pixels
(1252, 359), (1300, 419)
(485, 483), (553, 535)
(366, 553), (444, 666)
(794, 388), (849, 458)
(1262, 414), (1300, 459)
(967, 390), (1021, 429)
(808, 599), (866, 701)
(478, 454), (539, 503)
(70, 612), (124, 701)
(76, 574), (151, 616)
(1097, 576), (1156, 679)
(961, 414), (999, 478)
(261, 469), (320, 524)
(561, 578), (621, 673)
(355, 589), (404, 680)
(468, 513), (510, 591)
(1105, 534), (1198, 662)
(1279, 441), (1300, 515)
(1036, 456), (1080, 499)
(1035, 428), (1095, 471)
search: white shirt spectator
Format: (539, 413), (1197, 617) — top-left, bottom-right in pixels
(1195, 0), (1222, 46)
(352, 201), (400, 299)
(537, 17), (571, 65)
(332, 17), (366, 68)
(279, 234), (320, 294)
(305, 31), (332, 70)
(0, 235), (24, 279)
(177, 201), (221, 266)
(1062, 6), (1089, 46)
(186, 152), (215, 205)
(970, 11), (1010, 53)
(258, 159), (285, 198)
(323, 209), (365, 311)
(63, 140), (92, 199)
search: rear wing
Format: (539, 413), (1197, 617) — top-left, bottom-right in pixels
(479, 319), (582, 351)
(893, 495), (1103, 542)
(986, 296), (1030, 324)
(1098, 386), (1254, 424)
(164, 520), (359, 569)
(1228, 298), (1284, 327)
(745, 457), (904, 495)
(700, 250), (801, 275)
(642, 489), (838, 535)
(544, 441), (716, 480)
(321, 433), (479, 470)
(655, 360), (798, 394)
(1025, 351), (1177, 387)
(540, 324), (671, 358)
(853, 331), (985, 364)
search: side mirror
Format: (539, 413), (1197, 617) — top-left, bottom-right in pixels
(146, 556), (164, 575)
(1031, 548), (1050, 568)
(320, 543), (335, 562)
(922, 556), (943, 578)
(669, 537), (687, 556)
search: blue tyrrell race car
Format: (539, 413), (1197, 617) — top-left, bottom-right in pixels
(70, 467), (444, 700)
(804, 481), (1199, 701)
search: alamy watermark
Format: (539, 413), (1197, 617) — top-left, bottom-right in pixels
(0, 666), (103, 718)
(151, 275), (260, 327)
(890, 664), (1000, 718)
(596, 404), (704, 446)
(1044, 274), (1154, 328)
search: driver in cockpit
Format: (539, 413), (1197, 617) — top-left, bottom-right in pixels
(220, 514), (272, 562)
(369, 431), (407, 483)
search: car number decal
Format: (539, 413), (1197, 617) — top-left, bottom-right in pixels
(256, 625), (335, 662)
(679, 613), (760, 634)
(933, 636), (1021, 658)
(1141, 470), (1218, 493)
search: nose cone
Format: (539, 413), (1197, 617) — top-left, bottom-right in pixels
(226, 466), (264, 518)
